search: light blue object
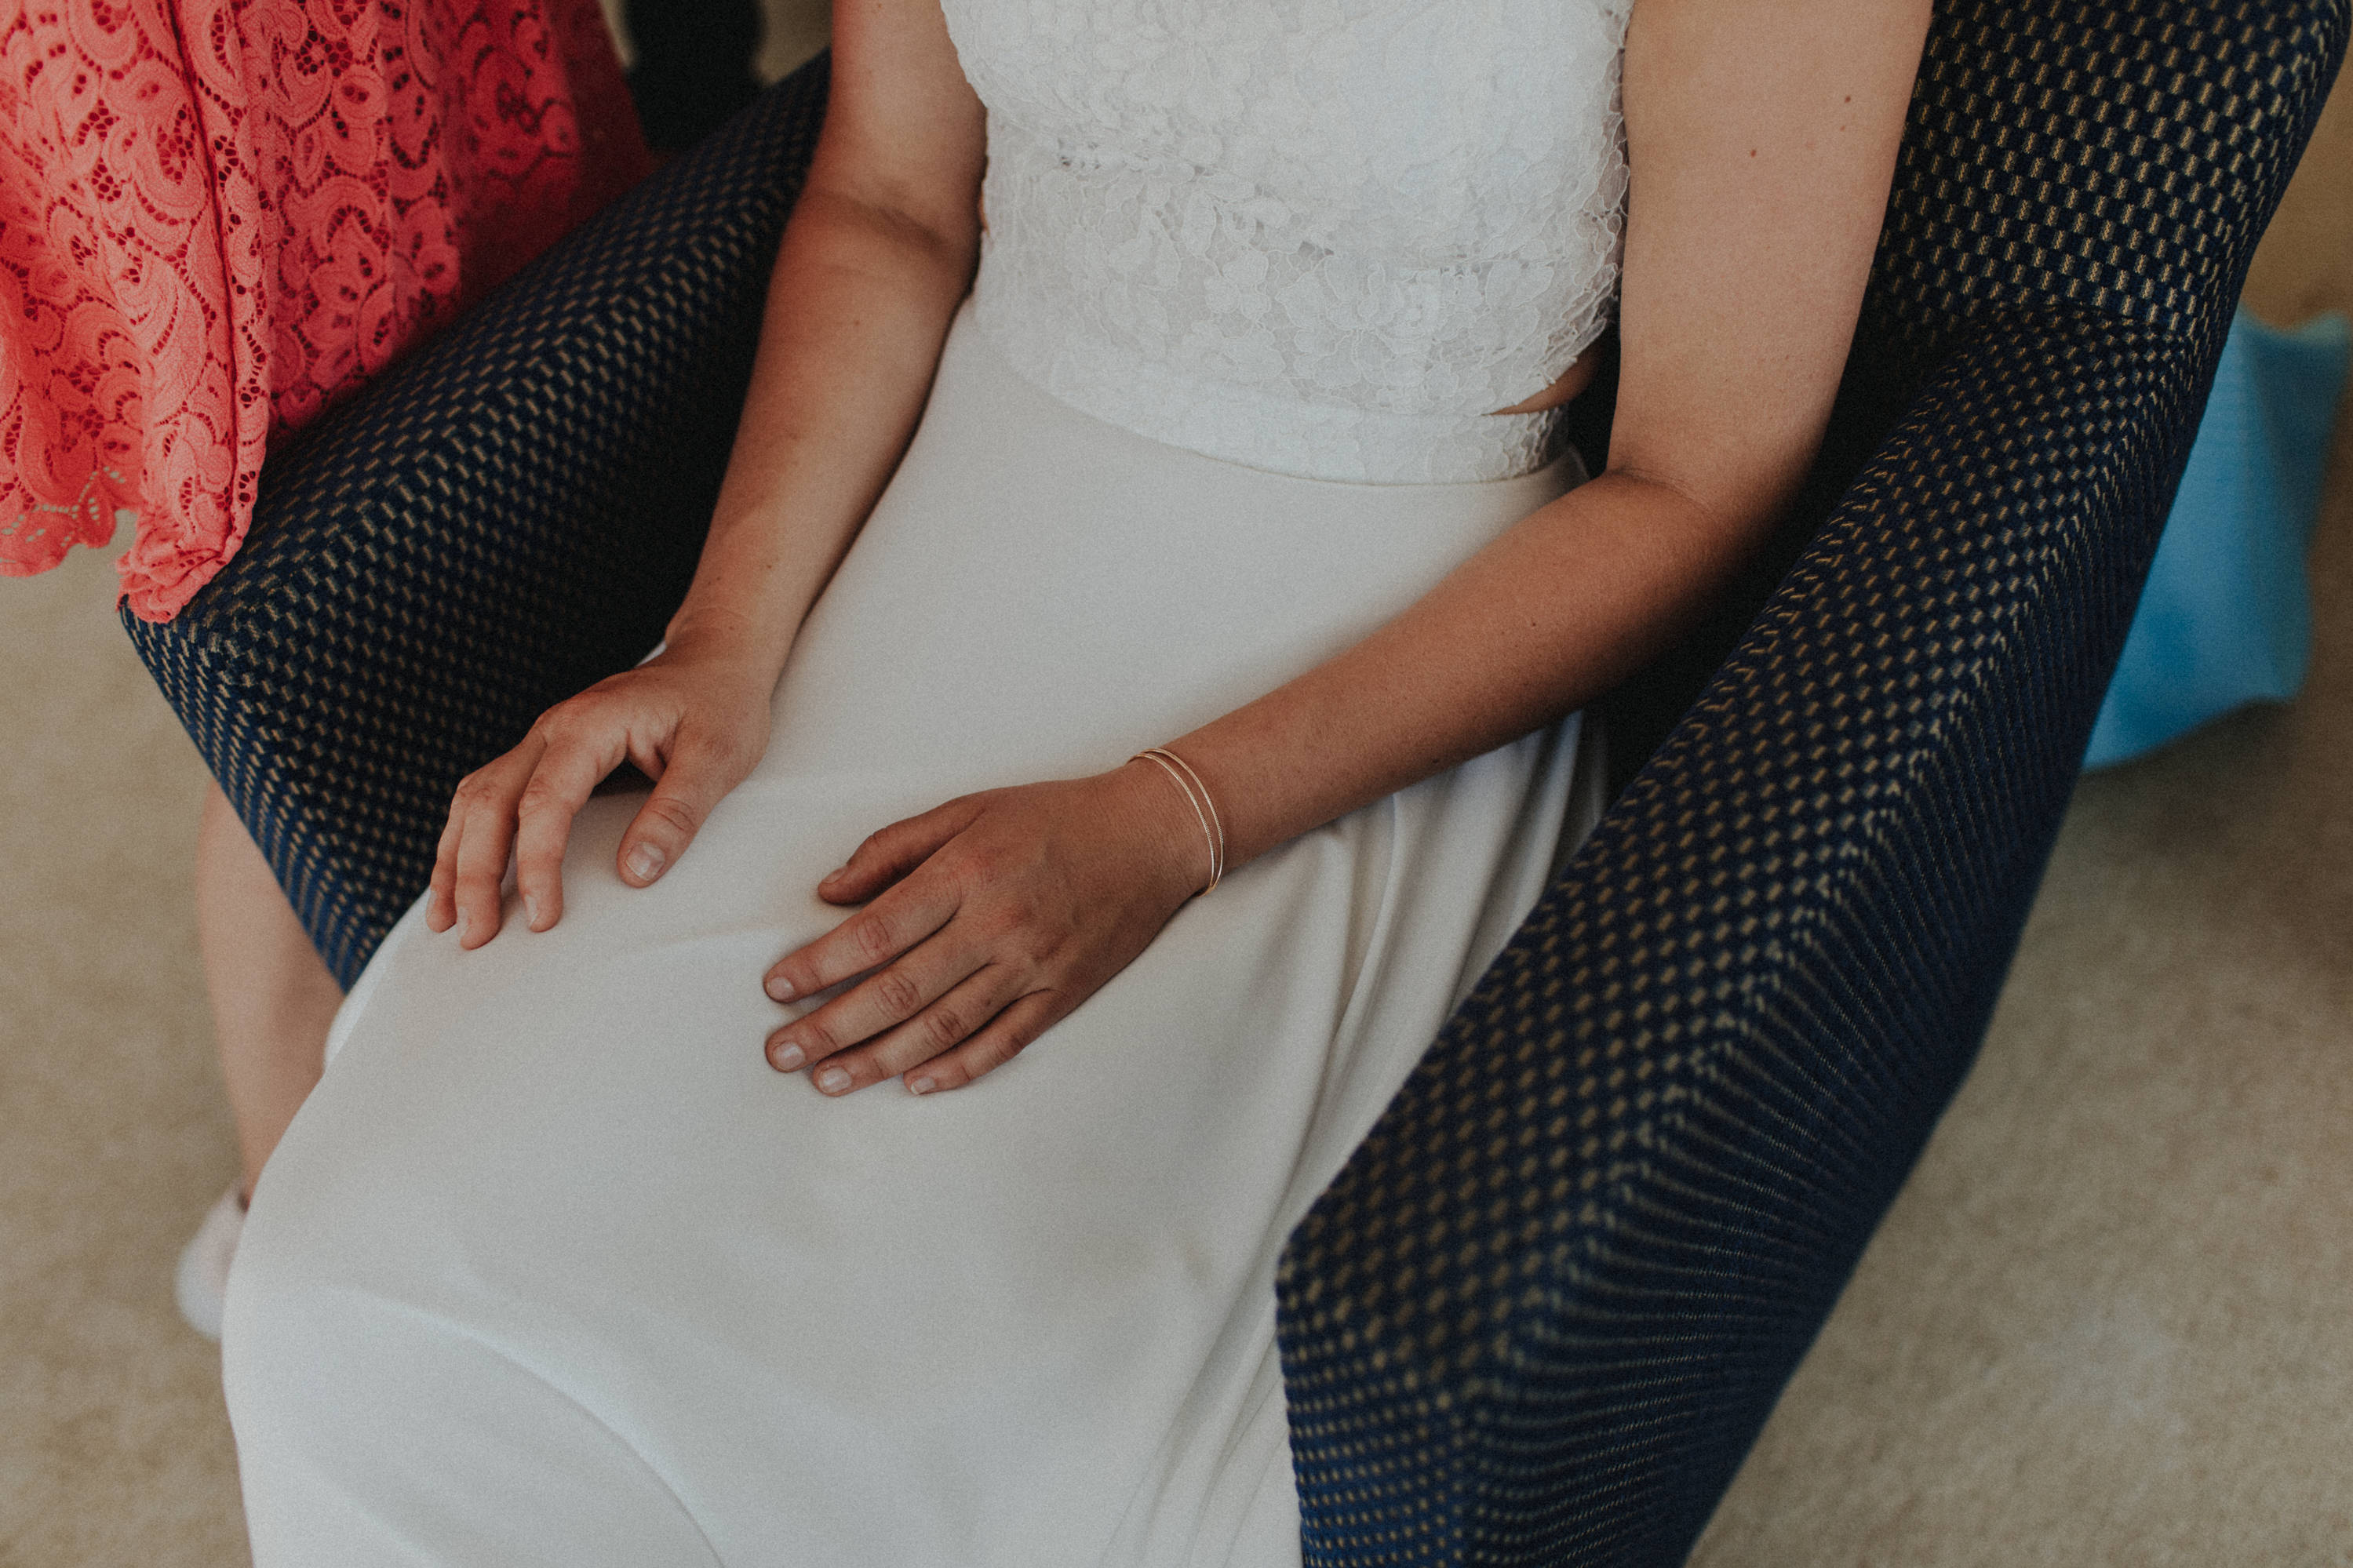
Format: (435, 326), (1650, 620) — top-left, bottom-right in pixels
(2086, 307), (2351, 768)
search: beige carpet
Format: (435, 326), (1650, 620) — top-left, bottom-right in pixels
(4, 49), (2350, 1568)
(2, 537), (239, 1566)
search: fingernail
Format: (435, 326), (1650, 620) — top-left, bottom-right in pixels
(455, 911), (473, 945)
(907, 1075), (935, 1097)
(626, 843), (665, 883)
(765, 975), (796, 1002)
(523, 894), (542, 929)
(815, 1066), (851, 1094)
(770, 1042), (804, 1071)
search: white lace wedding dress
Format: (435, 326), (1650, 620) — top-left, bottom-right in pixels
(226, 2), (1633, 1563)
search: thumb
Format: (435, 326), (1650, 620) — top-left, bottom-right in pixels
(617, 731), (744, 886)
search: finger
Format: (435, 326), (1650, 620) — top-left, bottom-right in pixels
(448, 747), (541, 948)
(804, 965), (1022, 1095)
(763, 879), (958, 1004)
(618, 729), (751, 888)
(901, 991), (1062, 1095)
(512, 723), (625, 931)
(427, 803), (464, 933)
(765, 928), (978, 1075)
(816, 797), (983, 904)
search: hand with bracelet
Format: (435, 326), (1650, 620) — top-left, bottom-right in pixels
(756, 748), (1222, 1097)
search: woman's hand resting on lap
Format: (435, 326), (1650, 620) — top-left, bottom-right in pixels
(427, 635), (778, 947)
(435, 657), (1215, 1097)
(761, 762), (1211, 1097)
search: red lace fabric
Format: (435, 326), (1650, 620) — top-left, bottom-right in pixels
(0, 0), (652, 620)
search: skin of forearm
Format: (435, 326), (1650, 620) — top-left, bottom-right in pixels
(663, 187), (978, 679)
(1166, 469), (1784, 871)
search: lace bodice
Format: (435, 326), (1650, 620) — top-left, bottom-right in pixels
(942, 0), (1631, 484)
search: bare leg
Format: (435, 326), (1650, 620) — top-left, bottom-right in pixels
(195, 783), (344, 1202)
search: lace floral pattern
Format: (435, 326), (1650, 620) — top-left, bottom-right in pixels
(0, 0), (649, 620)
(944, 0), (1630, 484)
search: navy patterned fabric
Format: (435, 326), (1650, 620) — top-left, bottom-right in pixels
(120, 2), (2344, 1563)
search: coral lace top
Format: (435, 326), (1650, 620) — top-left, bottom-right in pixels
(0, 0), (652, 621)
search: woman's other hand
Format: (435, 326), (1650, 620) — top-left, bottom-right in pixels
(417, 0), (988, 953)
(426, 635), (778, 948)
(761, 762), (1213, 1096)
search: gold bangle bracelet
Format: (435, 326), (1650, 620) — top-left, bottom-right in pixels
(1145, 747), (1224, 882)
(1132, 747), (1225, 893)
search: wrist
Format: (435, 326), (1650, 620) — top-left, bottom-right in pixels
(1112, 758), (1222, 901)
(661, 605), (791, 678)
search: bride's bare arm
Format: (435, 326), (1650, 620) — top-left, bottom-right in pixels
(662, 0), (985, 677)
(762, 0), (1934, 1095)
(1163, 0), (1936, 868)
(428, 0), (984, 945)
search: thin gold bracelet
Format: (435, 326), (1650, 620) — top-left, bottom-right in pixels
(1132, 747), (1226, 893)
(1146, 747), (1224, 881)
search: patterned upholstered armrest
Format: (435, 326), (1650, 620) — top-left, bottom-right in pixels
(122, 58), (832, 988)
(1275, 306), (2206, 1566)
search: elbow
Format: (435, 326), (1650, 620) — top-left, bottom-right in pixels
(1600, 458), (1794, 555)
(785, 180), (982, 299)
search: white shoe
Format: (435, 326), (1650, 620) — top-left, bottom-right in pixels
(175, 1187), (245, 1341)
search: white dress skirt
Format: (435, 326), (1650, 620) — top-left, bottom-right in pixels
(224, 302), (1602, 1566)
